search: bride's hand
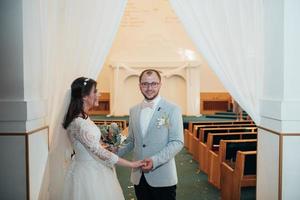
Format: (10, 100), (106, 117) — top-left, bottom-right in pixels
(104, 145), (117, 153)
(130, 160), (146, 168)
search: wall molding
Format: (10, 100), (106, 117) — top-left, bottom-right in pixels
(109, 62), (201, 115)
(258, 125), (300, 200)
(0, 99), (47, 121)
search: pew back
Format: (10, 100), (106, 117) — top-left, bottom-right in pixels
(201, 127), (257, 143)
(188, 120), (254, 133)
(195, 124), (256, 139)
(219, 139), (257, 163)
(94, 120), (127, 130)
(207, 132), (257, 151)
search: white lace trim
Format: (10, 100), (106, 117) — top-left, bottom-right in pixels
(67, 117), (118, 167)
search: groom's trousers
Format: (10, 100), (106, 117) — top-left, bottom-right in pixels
(134, 174), (176, 200)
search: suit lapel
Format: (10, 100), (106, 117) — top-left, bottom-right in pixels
(136, 103), (143, 140)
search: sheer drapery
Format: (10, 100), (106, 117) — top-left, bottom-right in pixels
(170, 0), (264, 123)
(40, 0), (127, 199)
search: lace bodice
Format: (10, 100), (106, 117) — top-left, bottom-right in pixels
(67, 117), (119, 167)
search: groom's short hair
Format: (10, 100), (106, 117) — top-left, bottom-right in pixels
(139, 69), (161, 83)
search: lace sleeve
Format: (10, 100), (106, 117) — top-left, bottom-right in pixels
(75, 119), (119, 167)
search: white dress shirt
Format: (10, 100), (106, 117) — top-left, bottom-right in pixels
(140, 96), (161, 138)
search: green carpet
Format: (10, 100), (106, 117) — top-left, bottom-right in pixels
(116, 148), (221, 200)
(116, 148), (256, 200)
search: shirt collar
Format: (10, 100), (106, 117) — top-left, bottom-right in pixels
(143, 95), (161, 109)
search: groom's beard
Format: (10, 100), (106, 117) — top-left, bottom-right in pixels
(142, 91), (159, 101)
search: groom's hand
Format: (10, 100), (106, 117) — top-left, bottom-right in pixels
(141, 158), (153, 173)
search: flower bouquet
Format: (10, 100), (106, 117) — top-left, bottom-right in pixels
(98, 123), (122, 150)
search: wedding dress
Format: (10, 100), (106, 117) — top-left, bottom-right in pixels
(63, 117), (124, 200)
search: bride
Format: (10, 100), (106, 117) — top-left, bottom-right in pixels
(62, 77), (144, 200)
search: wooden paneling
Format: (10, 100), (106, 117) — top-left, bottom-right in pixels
(200, 92), (231, 114)
(90, 92), (110, 115)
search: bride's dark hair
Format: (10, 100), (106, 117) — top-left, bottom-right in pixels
(63, 77), (97, 129)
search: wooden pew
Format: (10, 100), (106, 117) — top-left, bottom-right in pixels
(188, 120), (254, 133)
(198, 127), (257, 173)
(184, 129), (191, 149)
(187, 121), (235, 150)
(221, 151), (256, 200)
(187, 120), (254, 151)
(191, 124), (256, 160)
(208, 139), (256, 188)
(94, 120), (127, 130)
(207, 133), (257, 187)
(184, 121), (216, 149)
(188, 120), (254, 151)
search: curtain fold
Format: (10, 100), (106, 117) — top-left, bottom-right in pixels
(40, 0), (127, 199)
(170, 0), (264, 124)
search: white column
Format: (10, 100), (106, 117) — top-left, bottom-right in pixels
(258, 0), (300, 199)
(185, 65), (201, 115)
(110, 65), (120, 116)
(0, 1), (49, 199)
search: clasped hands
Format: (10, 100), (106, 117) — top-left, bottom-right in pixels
(106, 145), (153, 172)
(132, 158), (153, 172)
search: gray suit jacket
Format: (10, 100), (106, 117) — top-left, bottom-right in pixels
(118, 98), (184, 187)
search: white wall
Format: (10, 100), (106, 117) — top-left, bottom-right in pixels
(96, 0), (226, 115)
(28, 129), (49, 200)
(200, 63), (226, 92)
(108, 64), (194, 115)
(257, 129), (279, 200)
(109, 0), (202, 63)
(98, 62), (226, 93)
(282, 136), (300, 200)
(116, 74), (142, 115)
(161, 75), (187, 111)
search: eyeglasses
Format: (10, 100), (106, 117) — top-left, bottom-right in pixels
(140, 82), (160, 88)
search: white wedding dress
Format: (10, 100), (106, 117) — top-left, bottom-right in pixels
(63, 117), (125, 200)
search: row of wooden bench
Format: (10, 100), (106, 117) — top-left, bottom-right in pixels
(185, 120), (257, 200)
(93, 119), (128, 130)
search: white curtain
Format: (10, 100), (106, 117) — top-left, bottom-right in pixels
(170, 0), (264, 124)
(40, 0), (127, 199)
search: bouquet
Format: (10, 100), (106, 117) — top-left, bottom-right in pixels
(98, 123), (122, 149)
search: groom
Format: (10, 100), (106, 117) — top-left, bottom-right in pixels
(117, 69), (184, 200)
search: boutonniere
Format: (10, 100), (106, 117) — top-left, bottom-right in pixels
(156, 112), (169, 128)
